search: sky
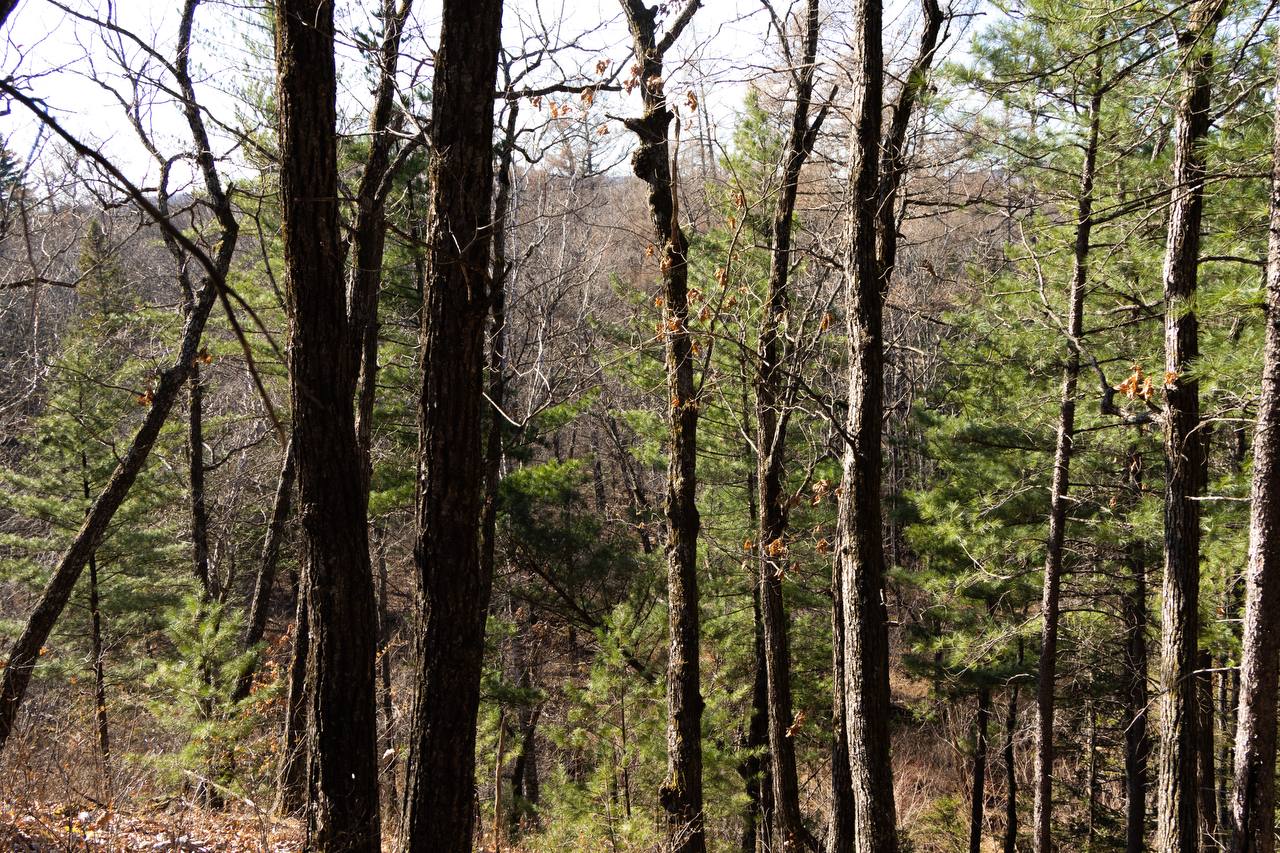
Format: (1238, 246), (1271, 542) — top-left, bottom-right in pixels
(0, 0), (971, 191)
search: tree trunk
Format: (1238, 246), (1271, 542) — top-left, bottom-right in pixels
(1004, 665), (1020, 853)
(350, 0), (411, 487)
(970, 688), (992, 853)
(1156, 4), (1223, 850)
(1197, 649), (1218, 848)
(399, 2), (504, 850)
(755, 3), (823, 850)
(188, 365), (213, 599)
(615, 4), (706, 850)
(0, 232), (234, 755)
(741, 586), (772, 853)
(233, 439), (296, 703)
(1032, 74), (1102, 853)
(1123, 446), (1152, 853)
(833, 0), (899, 847)
(1229, 30), (1280, 853)
(274, 1), (381, 847)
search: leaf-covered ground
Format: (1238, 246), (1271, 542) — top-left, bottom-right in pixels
(0, 800), (302, 851)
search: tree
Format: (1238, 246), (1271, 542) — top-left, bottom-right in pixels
(833, 0), (899, 846)
(1229, 32), (1280, 853)
(1155, 2), (1225, 849)
(274, 0), (381, 847)
(398, 0), (505, 850)
(614, 3), (706, 851)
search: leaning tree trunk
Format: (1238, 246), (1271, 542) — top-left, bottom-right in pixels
(833, 0), (899, 846)
(615, 3), (706, 850)
(1032, 73), (1102, 853)
(1122, 445), (1153, 853)
(1156, 3), (1223, 850)
(0, 1), (237, 746)
(1229, 31), (1280, 853)
(398, 1), (504, 850)
(274, 1), (381, 847)
(755, 3), (823, 849)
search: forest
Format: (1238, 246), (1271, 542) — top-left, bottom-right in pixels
(0, 0), (1278, 850)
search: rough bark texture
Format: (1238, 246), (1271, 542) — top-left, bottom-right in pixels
(1003, 673), (1020, 853)
(616, 3), (705, 850)
(755, 3), (823, 849)
(398, 1), (503, 850)
(970, 688), (992, 853)
(1032, 78), (1102, 853)
(1122, 446), (1152, 853)
(834, 0), (898, 845)
(0, 1), (236, 748)
(1155, 4), (1222, 850)
(1229, 32), (1280, 853)
(829, 558), (856, 853)
(275, 1), (381, 847)
(234, 439), (296, 703)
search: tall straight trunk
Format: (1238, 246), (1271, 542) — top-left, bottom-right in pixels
(1087, 702), (1101, 845)
(755, 3), (823, 850)
(1229, 32), (1280, 853)
(1004, 668), (1020, 853)
(233, 439), (296, 703)
(970, 688), (992, 853)
(830, 558), (856, 853)
(741, 586), (772, 853)
(189, 365), (213, 599)
(615, 3), (705, 850)
(0, 0), (237, 745)
(1123, 446), (1152, 853)
(399, 2), (503, 850)
(833, 0), (898, 846)
(81, 454), (111, 789)
(1156, 4), (1223, 849)
(274, 1), (381, 847)
(1033, 75), (1103, 853)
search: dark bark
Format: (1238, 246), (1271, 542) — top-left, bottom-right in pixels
(615, 3), (705, 850)
(1229, 31), (1280, 853)
(875, 0), (944, 284)
(755, 3), (824, 850)
(1003, 666), (1020, 853)
(970, 688), (992, 853)
(81, 454), (111, 789)
(833, 0), (898, 845)
(274, 1), (381, 847)
(1156, 4), (1223, 850)
(741, 587), (772, 853)
(233, 439), (296, 703)
(189, 365), (213, 599)
(398, 1), (504, 850)
(1122, 446), (1152, 853)
(351, 0), (412, 486)
(1032, 72), (1103, 853)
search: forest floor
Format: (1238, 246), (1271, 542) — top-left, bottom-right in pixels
(0, 798), (303, 852)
